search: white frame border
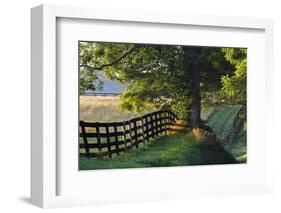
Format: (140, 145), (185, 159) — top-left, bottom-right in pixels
(31, 4), (274, 208)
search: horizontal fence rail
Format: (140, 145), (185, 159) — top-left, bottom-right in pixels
(83, 92), (121, 96)
(79, 110), (177, 158)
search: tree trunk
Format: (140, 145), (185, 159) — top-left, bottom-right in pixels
(191, 68), (201, 128)
(183, 46), (202, 129)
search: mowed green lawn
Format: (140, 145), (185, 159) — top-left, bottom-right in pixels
(206, 105), (242, 140)
(224, 123), (247, 162)
(206, 105), (247, 163)
(79, 134), (237, 170)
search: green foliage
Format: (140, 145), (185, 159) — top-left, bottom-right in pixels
(79, 42), (247, 119)
(79, 42), (104, 94)
(222, 48), (247, 64)
(79, 133), (237, 170)
(221, 48), (247, 103)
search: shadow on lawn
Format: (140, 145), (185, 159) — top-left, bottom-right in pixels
(79, 133), (238, 170)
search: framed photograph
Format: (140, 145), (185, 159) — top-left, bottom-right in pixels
(31, 4), (274, 208)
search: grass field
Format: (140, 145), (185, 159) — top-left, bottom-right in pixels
(206, 105), (242, 140)
(206, 105), (246, 163)
(79, 133), (237, 170)
(224, 122), (247, 162)
(79, 97), (246, 169)
(80, 96), (139, 122)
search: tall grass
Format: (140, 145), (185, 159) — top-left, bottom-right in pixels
(80, 96), (139, 122)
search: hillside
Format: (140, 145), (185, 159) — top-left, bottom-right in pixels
(206, 105), (246, 162)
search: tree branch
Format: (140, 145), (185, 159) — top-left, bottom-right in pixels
(80, 64), (95, 70)
(80, 45), (139, 71)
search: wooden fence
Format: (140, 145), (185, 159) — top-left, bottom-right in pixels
(79, 110), (177, 158)
(83, 92), (121, 96)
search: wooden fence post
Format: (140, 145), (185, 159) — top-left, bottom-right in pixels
(128, 121), (133, 148)
(80, 121), (90, 158)
(168, 111), (171, 125)
(155, 113), (159, 136)
(96, 125), (102, 158)
(114, 125), (120, 155)
(122, 121), (128, 151)
(105, 126), (112, 158)
(145, 116), (148, 141)
(141, 116), (145, 144)
(156, 114), (159, 136)
(151, 114), (155, 139)
(164, 111), (168, 135)
(159, 112), (163, 135)
(133, 120), (139, 148)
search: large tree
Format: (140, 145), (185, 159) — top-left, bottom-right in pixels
(79, 42), (246, 128)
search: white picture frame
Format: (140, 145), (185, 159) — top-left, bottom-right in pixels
(31, 4), (274, 208)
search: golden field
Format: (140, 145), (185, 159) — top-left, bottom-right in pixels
(79, 96), (138, 122)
